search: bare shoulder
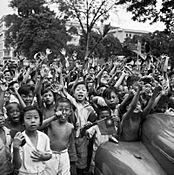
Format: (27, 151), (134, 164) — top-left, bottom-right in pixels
(67, 122), (74, 130)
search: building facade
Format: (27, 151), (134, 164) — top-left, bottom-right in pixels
(0, 16), (15, 65)
(66, 21), (150, 46)
(110, 26), (150, 43)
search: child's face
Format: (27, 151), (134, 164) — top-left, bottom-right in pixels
(42, 90), (54, 105)
(21, 91), (34, 106)
(56, 102), (71, 123)
(133, 101), (142, 113)
(143, 84), (152, 96)
(0, 113), (5, 128)
(99, 110), (110, 119)
(89, 68), (95, 75)
(74, 84), (87, 102)
(105, 91), (119, 109)
(23, 109), (40, 131)
(7, 103), (20, 123)
(87, 81), (93, 90)
(4, 71), (12, 82)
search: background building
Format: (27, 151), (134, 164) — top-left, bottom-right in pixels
(110, 26), (149, 43)
(0, 15), (149, 65)
(67, 20), (150, 46)
(0, 16), (15, 65)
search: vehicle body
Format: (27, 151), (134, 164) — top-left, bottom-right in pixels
(95, 113), (174, 175)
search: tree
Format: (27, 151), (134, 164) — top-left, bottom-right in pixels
(77, 31), (122, 60)
(51, 0), (117, 59)
(116, 0), (174, 33)
(102, 34), (122, 59)
(77, 31), (106, 60)
(5, 0), (71, 60)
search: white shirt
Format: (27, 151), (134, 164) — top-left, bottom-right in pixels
(13, 130), (51, 174)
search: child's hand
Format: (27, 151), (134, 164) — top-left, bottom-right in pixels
(152, 86), (162, 97)
(31, 150), (51, 162)
(97, 97), (107, 106)
(54, 111), (63, 119)
(13, 132), (25, 148)
(137, 81), (143, 91)
(0, 81), (8, 92)
(51, 83), (63, 93)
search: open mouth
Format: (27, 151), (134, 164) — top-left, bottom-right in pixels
(0, 121), (5, 125)
(30, 125), (37, 128)
(13, 117), (19, 121)
(77, 95), (84, 98)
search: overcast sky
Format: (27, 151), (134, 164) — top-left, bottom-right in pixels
(0, 0), (165, 32)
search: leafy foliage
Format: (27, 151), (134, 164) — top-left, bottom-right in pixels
(51, 0), (117, 58)
(9, 0), (46, 17)
(5, 0), (71, 59)
(122, 31), (174, 67)
(77, 31), (122, 60)
(116, 0), (174, 33)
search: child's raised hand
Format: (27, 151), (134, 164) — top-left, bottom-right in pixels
(97, 97), (107, 106)
(54, 111), (63, 120)
(0, 81), (8, 92)
(152, 86), (162, 97)
(137, 81), (144, 91)
(51, 83), (63, 93)
(13, 132), (25, 148)
(31, 150), (51, 162)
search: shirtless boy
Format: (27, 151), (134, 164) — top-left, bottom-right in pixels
(42, 97), (74, 175)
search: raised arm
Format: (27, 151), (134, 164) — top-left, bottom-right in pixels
(143, 86), (162, 118)
(0, 83), (8, 111)
(121, 83), (142, 121)
(13, 88), (26, 108)
(114, 71), (127, 89)
(95, 65), (106, 80)
(39, 111), (62, 130)
(35, 76), (44, 108)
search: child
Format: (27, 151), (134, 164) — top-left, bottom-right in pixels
(41, 97), (74, 175)
(120, 82), (162, 141)
(86, 106), (118, 174)
(40, 87), (56, 120)
(5, 102), (25, 138)
(12, 106), (52, 175)
(17, 85), (35, 107)
(62, 81), (97, 175)
(35, 76), (56, 121)
(102, 87), (120, 116)
(0, 110), (14, 175)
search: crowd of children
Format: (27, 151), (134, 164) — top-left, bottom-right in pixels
(0, 52), (174, 175)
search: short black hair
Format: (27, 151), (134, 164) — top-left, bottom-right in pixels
(55, 97), (72, 110)
(6, 102), (21, 114)
(126, 75), (140, 87)
(18, 85), (35, 96)
(20, 106), (43, 126)
(97, 106), (111, 116)
(103, 87), (119, 100)
(73, 81), (87, 92)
